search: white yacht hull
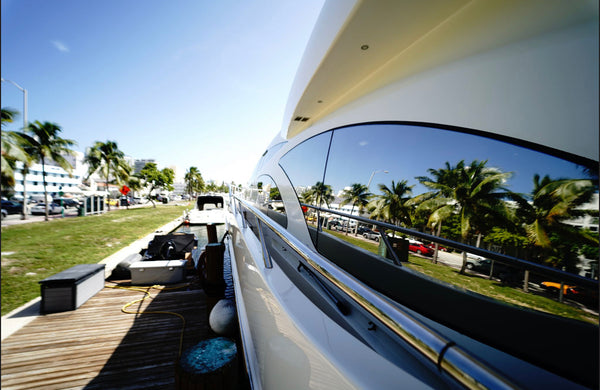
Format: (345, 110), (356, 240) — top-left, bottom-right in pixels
(225, 1), (598, 389)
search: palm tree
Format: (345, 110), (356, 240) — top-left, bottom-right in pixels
(299, 189), (314, 206)
(184, 166), (204, 198)
(1, 108), (27, 189)
(15, 138), (38, 219)
(2, 108), (37, 219)
(417, 160), (513, 273)
(311, 181), (334, 208)
(414, 162), (464, 262)
(20, 121), (76, 221)
(514, 174), (598, 269)
(368, 180), (414, 229)
(340, 183), (371, 235)
(84, 141), (130, 211)
(298, 189), (316, 220)
(1, 108), (17, 124)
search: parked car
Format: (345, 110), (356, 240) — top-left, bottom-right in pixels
(328, 220), (341, 230)
(362, 230), (380, 241)
(541, 281), (580, 296)
(1, 199), (23, 215)
(31, 202), (64, 215)
(1, 209), (7, 220)
(466, 257), (491, 271)
(53, 198), (80, 208)
(357, 225), (372, 235)
(328, 220), (349, 232)
(408, 240), (434, 256)
(427, 243), (448, 252)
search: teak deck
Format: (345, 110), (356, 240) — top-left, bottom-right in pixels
(1, 283), (210, 390)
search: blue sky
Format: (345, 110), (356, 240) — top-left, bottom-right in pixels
(1, 0), (324, 185)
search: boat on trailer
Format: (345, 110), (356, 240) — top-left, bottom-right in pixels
(223, 1), (598, 389)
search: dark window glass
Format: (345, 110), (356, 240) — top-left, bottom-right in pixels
(282, 122), (599, 328)
(279, 132), (332, 197)
(333, 123), (597, 312)
(278, 122), (599, 386)
(279, 131), (333, 245)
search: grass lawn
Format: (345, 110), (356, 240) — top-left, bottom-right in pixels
(325, 229), (598, 324)
(1, 205), (188, 316)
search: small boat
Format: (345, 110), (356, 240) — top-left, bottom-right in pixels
(184, 194), (228, 225)
(224, 1), (599, 389)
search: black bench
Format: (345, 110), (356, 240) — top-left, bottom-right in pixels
(39, 264), (105, 314)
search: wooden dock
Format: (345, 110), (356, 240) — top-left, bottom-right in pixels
(1, 282), (211, 390)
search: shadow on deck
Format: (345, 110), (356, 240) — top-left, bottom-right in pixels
(1, 281), (210, 390)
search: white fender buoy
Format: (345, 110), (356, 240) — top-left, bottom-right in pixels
(209, 299), (237, 336)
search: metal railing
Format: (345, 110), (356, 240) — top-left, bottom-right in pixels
(304, 203), (599, 290)
(232, 195), (519, 390)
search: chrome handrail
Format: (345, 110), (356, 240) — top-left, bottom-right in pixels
(232, 195), (517, 390)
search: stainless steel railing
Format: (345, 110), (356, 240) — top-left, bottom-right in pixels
(303, 203), (598, 290)
(231, 194), (518, 390)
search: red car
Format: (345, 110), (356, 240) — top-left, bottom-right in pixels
(408, 241), (434, 256)
(427, 243), (448, 252)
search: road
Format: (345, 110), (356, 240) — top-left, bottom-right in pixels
(1, 201), (187, 227)
(1, 208), (80, 225)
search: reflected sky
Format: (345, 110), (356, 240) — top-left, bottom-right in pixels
(323, 124), (592, 196)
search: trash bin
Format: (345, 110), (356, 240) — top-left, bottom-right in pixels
(379, 236), (408, 262)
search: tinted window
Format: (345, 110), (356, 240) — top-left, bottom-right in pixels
(279, 131), (333, 244)
(281, 122), (598, 323)
(277, 122), (599, 387)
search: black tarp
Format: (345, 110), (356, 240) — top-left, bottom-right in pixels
(145, 233), (197, 260)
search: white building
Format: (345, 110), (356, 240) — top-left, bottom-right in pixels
(564, 193), (599, 233)
(12, 151), (87, 200)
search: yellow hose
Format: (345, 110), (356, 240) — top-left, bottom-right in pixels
(106, 283), (190, 358)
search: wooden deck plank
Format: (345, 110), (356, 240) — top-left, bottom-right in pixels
(1, 282), (210, 390)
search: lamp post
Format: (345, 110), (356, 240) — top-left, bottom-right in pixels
(1, 77), (29, 219)
(367, 169), (388, 190)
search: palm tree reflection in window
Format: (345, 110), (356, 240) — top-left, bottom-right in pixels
(415, 160), (513, 273)
(340, 183), (371, 235)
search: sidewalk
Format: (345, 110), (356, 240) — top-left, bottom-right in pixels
(1, 216), (184, 341)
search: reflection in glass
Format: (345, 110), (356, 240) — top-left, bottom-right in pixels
(279, 131), (332, 195)
(324, 123), (598, 275)
(280, 122), (598, 324)
(280, 132), (334, 243)
(256, 175), (287, 228)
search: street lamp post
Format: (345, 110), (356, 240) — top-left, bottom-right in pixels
(367, 169), (388, 190)
(1, 77), (29, 219)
